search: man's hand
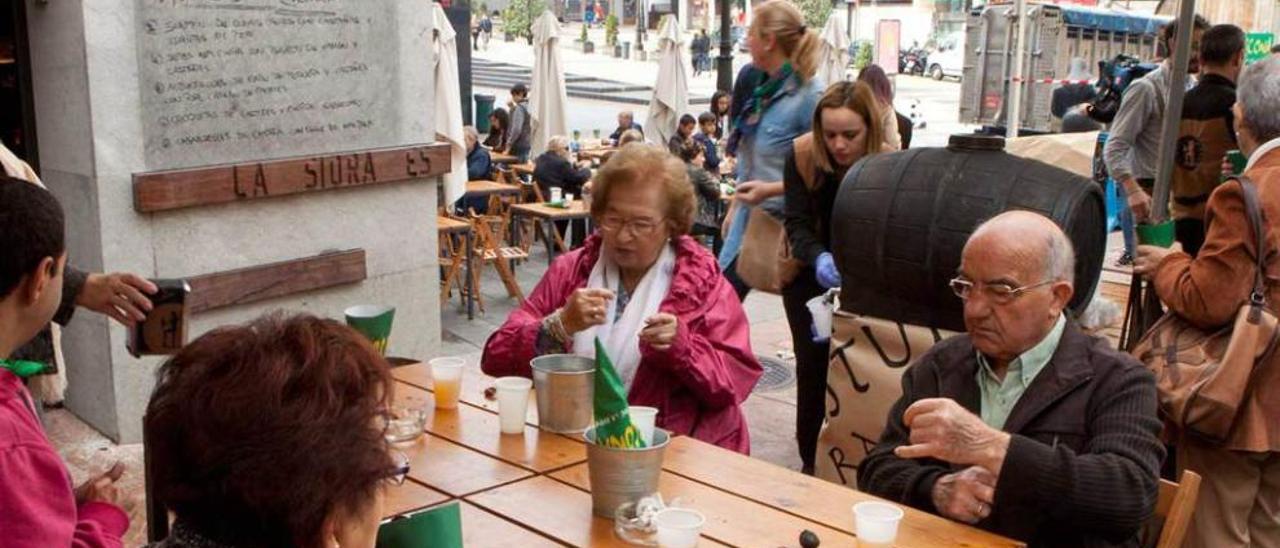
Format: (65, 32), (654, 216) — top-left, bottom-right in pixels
(74, 461), (128, 509)
(77, 273), (158, 326)
(894, 398), (1010, 477)
(1122, 179), (1152, 222)
(639, 313), (678, 351)
(932, 466), (997, 524)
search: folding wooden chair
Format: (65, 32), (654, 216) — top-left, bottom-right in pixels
(469, 212), (527, 313)
(437, 216), (470, 311)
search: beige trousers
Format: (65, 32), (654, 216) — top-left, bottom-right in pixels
(1179, 439), (1280, 548)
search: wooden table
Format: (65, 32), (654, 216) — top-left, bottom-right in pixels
(466, 179), (523, 198)
(490, 152), (520, 164)
(436, 215), (476, 319)
(509, 201), (592, 263)
(383, 362), (1025, 547)
(512, 162), (536, 177)
(577, 147), (616, 163)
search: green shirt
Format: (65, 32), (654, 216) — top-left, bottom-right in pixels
(975, 314), (1066, 430)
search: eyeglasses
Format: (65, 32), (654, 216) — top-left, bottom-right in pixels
(949, 277), (1055, 304)
(598, 215), (664, 237)
(386, 450), (410, 486)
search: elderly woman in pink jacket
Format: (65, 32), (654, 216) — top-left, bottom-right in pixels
(482, 144), (762, 453)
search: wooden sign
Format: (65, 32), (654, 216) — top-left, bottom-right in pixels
(133, 143), (450, 212)
(186, 249), (367, 314)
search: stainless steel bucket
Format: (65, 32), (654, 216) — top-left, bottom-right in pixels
(584, 426), (671, 517)
(530, 354), (595, 433)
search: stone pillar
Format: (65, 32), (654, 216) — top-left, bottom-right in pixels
(25, 0), (442, 443)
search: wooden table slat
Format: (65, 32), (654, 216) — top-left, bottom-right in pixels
(468, 475), (727, 547)
(398, 431), (533, 497)
(466, 179), (523, 196)
(395, 383), (586, 473)
(510, 201), (591, 220)
(458, 501), (567, 548)
(383, 480), (451, 517)
(661, 437), (1025, 547)
(549, 464), (854, 547)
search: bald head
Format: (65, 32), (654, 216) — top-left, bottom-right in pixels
(966, 211), (1075, 285)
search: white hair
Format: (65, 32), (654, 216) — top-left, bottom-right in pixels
(1045, 228), (1076, 285)
(547, 135), (571, 158)
(1239, 55), (1280, 144)
(463, 125), (479, 142)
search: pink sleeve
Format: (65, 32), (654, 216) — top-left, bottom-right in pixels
(641, 281), (762, 407)
(0, 444), (126, 548)
(481, 257), (575, 378)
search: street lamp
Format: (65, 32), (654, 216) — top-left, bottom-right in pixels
(716, 0), (732, 91)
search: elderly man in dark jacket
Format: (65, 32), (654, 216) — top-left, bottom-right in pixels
(859, 211), (1164, 548)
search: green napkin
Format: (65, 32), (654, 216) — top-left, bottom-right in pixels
(0, 360), (46, 379)
(376, 501), (462, 548)
(592, 338), (646, 448)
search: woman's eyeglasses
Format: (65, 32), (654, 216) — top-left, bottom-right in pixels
(598, 215), (664, 237)
(949, 277), (1055, 305)
(386, 450), (410, 486)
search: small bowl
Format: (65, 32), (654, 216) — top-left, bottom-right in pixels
(384, 406), (427, 445)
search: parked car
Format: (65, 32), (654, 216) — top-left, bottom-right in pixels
(927, 37), (964, 81)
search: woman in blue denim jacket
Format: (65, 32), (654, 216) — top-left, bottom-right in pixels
(719, 0), (824, 299)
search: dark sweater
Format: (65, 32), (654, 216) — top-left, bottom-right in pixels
(532, 152), (591, 196)
(608, 122), (644, 143)
(466, 145), (493, 181)
(858, 323), (1164, 548)
(782, 149), (842, 266)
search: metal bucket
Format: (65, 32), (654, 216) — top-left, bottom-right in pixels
(584, 426), (671, 517)
(530, 354), (595, 433)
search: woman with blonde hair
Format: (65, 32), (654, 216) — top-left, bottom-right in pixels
(483, 144), (763, 453)
(783, 80), (885, 474)
(719, 0), (824, 299)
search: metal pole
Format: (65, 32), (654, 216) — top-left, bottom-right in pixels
(716, 0), (733, 90)
(1151, 0), (1196, 224)
(1006, 0), (1027, 138)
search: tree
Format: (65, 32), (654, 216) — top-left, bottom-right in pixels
(501, 0), (548, 39)
(604, 14), (619, 46)
(795, 0), (832, 29)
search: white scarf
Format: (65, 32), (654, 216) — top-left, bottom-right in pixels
(573, 243), (677, 392)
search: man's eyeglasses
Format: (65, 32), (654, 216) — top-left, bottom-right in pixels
(949, 277), (1056, 304)
(598, 215), (664, 237)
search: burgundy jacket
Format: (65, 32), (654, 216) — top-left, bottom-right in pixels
(481, 235), (762, 453)
(0, 370), (129, 547)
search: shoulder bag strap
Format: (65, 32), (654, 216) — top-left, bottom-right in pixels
(1235, 176), (1268, 308)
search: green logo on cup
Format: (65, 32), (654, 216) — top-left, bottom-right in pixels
(345, 304), (395, 355)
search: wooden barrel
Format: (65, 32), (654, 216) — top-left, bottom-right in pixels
(831, 134), (1106, 333)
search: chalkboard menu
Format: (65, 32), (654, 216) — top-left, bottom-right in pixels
(137, 1), (402, 170)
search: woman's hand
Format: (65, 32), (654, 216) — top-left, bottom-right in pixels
(1133, 245), (1175, 277)
(639, 313), (678, 351)
(561, 288), (616, 335)
(734, 180), (769, 206)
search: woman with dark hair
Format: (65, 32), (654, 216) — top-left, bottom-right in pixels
(782, 81), (884, 474)
(856, 64), (903, 151)
(483, 107), (510, 152)
(719, 0), (824, 300)
(710, 91), (731, 139)
(144, 314), (405, 548)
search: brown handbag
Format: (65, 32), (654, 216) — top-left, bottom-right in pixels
(1131, 177), (1280, 445)
(735, 136), (823, 294)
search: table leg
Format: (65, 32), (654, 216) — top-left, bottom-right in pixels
(542, 220), (557, 265)
(465, 231), (475, 320)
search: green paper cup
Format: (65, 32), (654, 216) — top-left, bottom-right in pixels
(1227, 150), (1248, 176)
(345, 304), (395, 355)
(1136, 221), (1176, 248)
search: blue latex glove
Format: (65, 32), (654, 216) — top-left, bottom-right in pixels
(815, 252), (841, 289)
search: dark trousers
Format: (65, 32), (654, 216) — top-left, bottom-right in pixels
(1176, 218), (1206, 257)
(723, 259), (752, 302)
(554, 219), (588, 249)
(781, 269), (829, 472)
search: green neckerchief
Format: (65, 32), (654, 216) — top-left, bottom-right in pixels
(0, 359), (46, 379)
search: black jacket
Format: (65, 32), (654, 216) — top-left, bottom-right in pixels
(532, 152), (591, 196)
(782, 149), (842, 266)
(858, 322), (1164, 548)
(608, 122), (644, 143)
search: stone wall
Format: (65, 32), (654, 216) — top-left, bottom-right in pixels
(25, 0), (443, 443)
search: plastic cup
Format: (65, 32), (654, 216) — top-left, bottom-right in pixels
(494, 377), (533, 434)
(430, 357), (466, 409)
(564, 193), (575, 204)
(344, 304), (395, 355)
(853, 501), (904, 547)
(654, 508), (704, 548)
(806, 295), (834, 338)
(628, 406), (658, 446)
(1136, 220), (1176, 248)
(550, 187), (563, 203)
